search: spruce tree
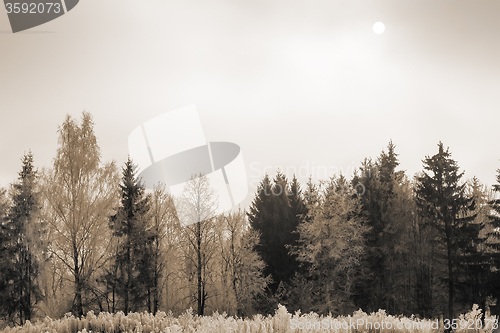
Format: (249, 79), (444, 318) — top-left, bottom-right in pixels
(271, 172), (301, 288)
(4, 152), (47, 324)
(247, 172), (303, 293)
(0, 187), (16, 321)
(414, 142), (474, 318)
(247, 174), (275, 286)
(108, 157), (153, 314)
(486, 167), (500, 315)
(293, 175), (368, 315)
(454, 177), (491, 314)
(288, 174), (307, 241)
(247, 172), (305, 313)
(247, 174), (273, 234)
(352, 141), (404, 313)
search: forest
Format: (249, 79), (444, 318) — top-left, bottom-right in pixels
(0, 111), (499, 330)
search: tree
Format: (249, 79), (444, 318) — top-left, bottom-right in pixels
(292, 175), (368, 315)
(44, 112), (119, 316)
(453, 177), (493, 315)
(351, 140), (409, 314)
(247, 172), (303, 294)
(486, 167), (500, 315)
(108, 157), (153, 314)
(154, 190), (184, 315)
(0, 186), (16, 322)
(175, 173), (218, 316)
(216, 211), (270, 316)
(379, 176), (421, 316)
(4, 152), (47, 324)
(0, 188), (8, 219)
(148, 185), (179, 314)
(414, 142), (474, 318)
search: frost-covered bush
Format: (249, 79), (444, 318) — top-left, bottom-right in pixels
(0, 304), (496, 333)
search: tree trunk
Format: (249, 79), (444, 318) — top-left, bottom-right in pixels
(26, 252), (32, 322)
(125, 245), (131, 315)
(445, 220), (454, 319)
(74, 243), (84, 317)
(197, 222), (203, 315)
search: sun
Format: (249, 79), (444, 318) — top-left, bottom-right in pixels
(373, 22), (385, 34)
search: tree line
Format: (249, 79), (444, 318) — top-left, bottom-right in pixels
(0, 111), (499, 326)
(0, 112), (268, 325)
(248, 141), (500, 319)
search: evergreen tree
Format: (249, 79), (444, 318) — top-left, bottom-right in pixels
(304, 176), (320, 208)
(247, 172), (304, 295)
(384, 177), (421, 316)
(486, 167), (500, 315)
(293, 175), (368, 315)
(247, 174), (273, 235)
(352, 141), (406, 313)
(108, 157), (153, 314)
(414, 142), (474, 318)
(279, 176), (319, 313)
(288, 174), (308, 247)
(0, 187), (16, 321)
(271, 172), (302, 288)
(454, 177), (492, 315)
(4, 152), (47, 324)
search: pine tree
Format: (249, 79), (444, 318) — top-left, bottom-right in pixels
(303, 176), (320, 208)
(108, 157), (153, 314)
(247, 174), (273, 234)
(454, 177), (492, 314)
(247, 172), (304, 296)
(271, 172), (301, 288)
(352, 141), (406, 313)
(5, 152), (47, 324)
(0, 187), (16, 321)
(486, 167), (500, 315)
(414, 142), (474, 318)
(384, 177), (421, 316)
(288, 174), (308, 248)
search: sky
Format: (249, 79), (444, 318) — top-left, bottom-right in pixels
(0, 0), (499, 208)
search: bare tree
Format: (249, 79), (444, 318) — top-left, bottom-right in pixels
(217, 210), (271, 316)
(43, 112), (119, 316)
(174, 174), (218, 316)
(148, 185), (180, 314)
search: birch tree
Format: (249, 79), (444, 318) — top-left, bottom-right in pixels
(43, 112), (119, 316)
(217, 210), (270, 316)
(175, 174), (218, 316)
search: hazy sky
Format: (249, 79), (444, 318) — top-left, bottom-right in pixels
(1, 0), (499, 206)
